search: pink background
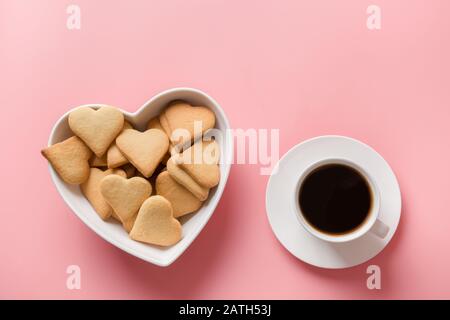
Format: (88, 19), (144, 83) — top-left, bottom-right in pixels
(1, 0), (450, 299)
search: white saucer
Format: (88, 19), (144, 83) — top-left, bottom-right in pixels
(265, 135), (401, 269)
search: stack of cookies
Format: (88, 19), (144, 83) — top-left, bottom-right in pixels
(42, 101), (220, 247)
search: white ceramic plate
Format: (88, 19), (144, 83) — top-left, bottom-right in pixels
(47, 88), (233, 267)
(266, 135), (401, 269)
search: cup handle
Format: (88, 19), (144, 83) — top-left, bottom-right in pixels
(370, 219), (389, 239)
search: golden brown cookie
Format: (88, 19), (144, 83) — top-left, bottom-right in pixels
(41, 136), (92, 185)
(68, 106), (124, 157)
(130, 196), (182, 246)
(100, 175), (152, 230)
(122, 215), (137, 233)
(156, 171), (202, 218)
(116, 128), (169, 177)
(111, 210), (121, 221)
(107, 121), (133, 169)
(80, 168), (126, 220)
(167, 158), (209, 201)
(147, 117), (171, 164)
(166, 139), (220, 201)
(176, 140), (220, 188)
(159, 101), (215, 146)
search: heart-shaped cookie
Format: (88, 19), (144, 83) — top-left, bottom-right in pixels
(122, 215), (137, 233)
(146, 117), (172, 164)
(116, 128), (169, 177)
(156, 171), (203, 218)
(100, 175), (152, 229)
(69, 106), (124, 157)
(130, 196), (182, 247)
(41, 136), (92, 184)
(80, 168), (126, 220)
(167, 157), (209, 201)
(107, 121), (133, 169)
(176, 140), (220, 188)
(159, 101), (215, 146)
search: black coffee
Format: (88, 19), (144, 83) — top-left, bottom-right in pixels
(299, 164), (372, 235)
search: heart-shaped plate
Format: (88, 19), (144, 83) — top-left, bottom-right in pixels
(47, 88), (233, 266)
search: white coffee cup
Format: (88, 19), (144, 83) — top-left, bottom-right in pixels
(293, 158), (389, 243)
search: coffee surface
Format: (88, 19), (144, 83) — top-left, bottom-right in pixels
(299, 164), (372, 235)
